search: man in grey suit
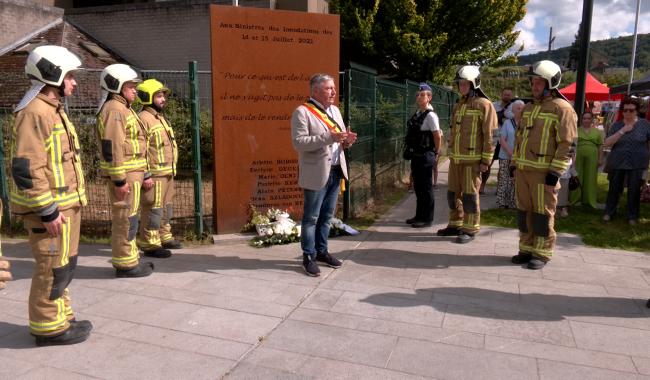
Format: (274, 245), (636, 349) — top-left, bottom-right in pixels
(291, 74), (357, 277)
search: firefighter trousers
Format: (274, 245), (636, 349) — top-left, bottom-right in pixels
(107, 171), (143, 269)
(137, 175), (175, 250)
(446, 161), (481, 235)
(515, 170), (558, 261)
(24, 206), (80, 336)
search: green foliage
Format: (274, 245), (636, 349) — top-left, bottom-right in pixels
(330, 0), (527, 82)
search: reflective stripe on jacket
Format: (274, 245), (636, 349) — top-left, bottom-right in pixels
(512, 96), (577, 175)
(448, 96), (497, 165)
(96, 95), (148, 181)
(10, 94), (87, 216)
(139, 107), (178, 177)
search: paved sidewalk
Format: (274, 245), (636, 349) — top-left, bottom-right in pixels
(1, 161), (650, 379)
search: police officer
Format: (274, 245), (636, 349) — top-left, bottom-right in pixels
(437, 66), (496, 243)
(510, 60), (577, 270)
(97, 64), (158, 277)
(404, 83), (442, 228)
(11, 45), (92, 345)
(135, 79), (182, 255)
(0, 200), (12, 289)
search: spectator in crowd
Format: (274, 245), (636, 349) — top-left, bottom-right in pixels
(496, 100), (523, 209)
(403, 83), (442, 228)
(570, 111), (604, 208)
(602, 97), (650, 225)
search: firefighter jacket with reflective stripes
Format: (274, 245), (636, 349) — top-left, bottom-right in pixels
(448, 96), (497, 165)
(10, 94), (87, 217)
(511, 95), (577, 176)
(138, 106), (178, 177)
(96, 95), (148, 182)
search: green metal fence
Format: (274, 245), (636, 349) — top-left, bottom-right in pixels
(340, 63), (457, 218)
(0, 62), (457, 235)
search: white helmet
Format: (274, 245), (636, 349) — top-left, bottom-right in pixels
(100, 64), (141, 94)
(455, 65), (482, 89)
(25, 45), (82, 87)
(455, 65), (489, 99)
(528, 60), (562, 89)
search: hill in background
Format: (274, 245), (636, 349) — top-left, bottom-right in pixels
(517, 33), (650, 70)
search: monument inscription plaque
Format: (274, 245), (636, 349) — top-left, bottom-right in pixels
(210, 5), (340, 233)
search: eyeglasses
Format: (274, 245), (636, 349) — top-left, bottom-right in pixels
(622, 108), (636, 113)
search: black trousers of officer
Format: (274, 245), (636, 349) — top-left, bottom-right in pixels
(411, 153), (435, 223)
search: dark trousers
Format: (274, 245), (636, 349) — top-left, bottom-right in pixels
(411, 159), (434, 222)
(605, 169), (644, 221)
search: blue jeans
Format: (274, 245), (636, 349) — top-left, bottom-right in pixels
(301, 166), (342, 257)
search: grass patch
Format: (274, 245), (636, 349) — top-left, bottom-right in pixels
(482, 173), (650, 252)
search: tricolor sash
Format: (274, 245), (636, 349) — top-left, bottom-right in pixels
(302, 101), (343, 133)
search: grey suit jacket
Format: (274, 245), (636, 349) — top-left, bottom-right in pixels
(291, 103), (349, 190)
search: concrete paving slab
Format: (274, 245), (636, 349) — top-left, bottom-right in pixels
(570, 320), (650, 358)
(537, 359), (650, 380)
(386, 336), (538, 380)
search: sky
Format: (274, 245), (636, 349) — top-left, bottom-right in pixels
(515, 0), (650, 56)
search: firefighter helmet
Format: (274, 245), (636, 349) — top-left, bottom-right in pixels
(528, 60), (562, 89)
(136, 79), (170, 105)
(100, 64), (141, 94)
(25, 45), (82, 87)
(455, 66), (482, 89)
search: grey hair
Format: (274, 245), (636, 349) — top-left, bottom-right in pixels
(511, 99), (525, 107)
(310, 73), (334, 92)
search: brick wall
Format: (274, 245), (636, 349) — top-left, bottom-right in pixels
(0, 0), (64, 51)
(67, 0), (274, 71)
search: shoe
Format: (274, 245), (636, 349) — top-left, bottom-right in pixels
(302, 256), (321, 277)
(316, 252), (342, 268)
(646, 299), (650, 308)
(411, 221), (432, 228)
(34, 320), (93, 347)
(437, 227), (460, 236)
(162, 240), (183, 249)
(511, 251), (532, 264)
(560, 208), (569, 218)
(527, 258), (547, 270)
(602, 214), (611, 222)
(115, 262), (155, 278)
(629, 219), (638, 226)
(143, 248), (172, 258)
(405, 217), (419, 224)
(455, 233), (475, 244)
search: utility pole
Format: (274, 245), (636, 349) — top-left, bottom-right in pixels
(548, 27), (556, 55)
(627, 0), (641, 94)
(574, 0), (593, 116)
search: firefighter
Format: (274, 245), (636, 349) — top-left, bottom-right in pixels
(10, 45), (92, 345)
(510, 60), (577, 270)
(96, 64), (162, 277)
(437, 66), (496, 243)
(0, 200), (12, 290)
(135, 79), (182, 254)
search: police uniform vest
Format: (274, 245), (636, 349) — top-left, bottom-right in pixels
(404, 110), (434, 159)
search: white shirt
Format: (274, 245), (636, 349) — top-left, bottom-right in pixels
(418, 105), (441, 133)
(310, 97), (344, 165)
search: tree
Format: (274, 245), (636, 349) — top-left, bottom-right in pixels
(566, 22), (583, 70)
(330, 0), (527, 82)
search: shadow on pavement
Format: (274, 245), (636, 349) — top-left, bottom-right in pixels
(360, 288), (649, 322)
(346, 248), (514, 269)
(0, 322), (34, 349)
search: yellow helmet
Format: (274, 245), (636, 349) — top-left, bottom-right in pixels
(136, 79), (170, 105)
